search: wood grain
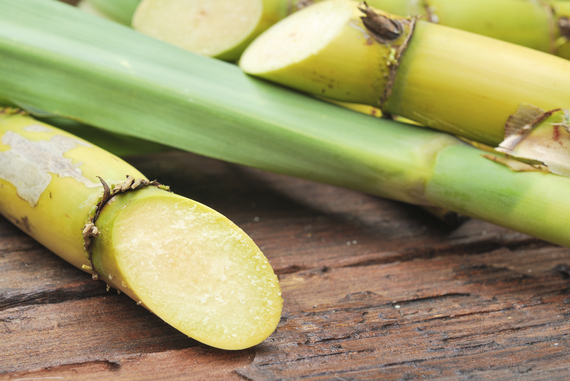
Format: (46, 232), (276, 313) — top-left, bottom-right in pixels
(1, 151), (569, 380)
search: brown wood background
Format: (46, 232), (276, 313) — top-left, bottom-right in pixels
(1, 150), (569, 380)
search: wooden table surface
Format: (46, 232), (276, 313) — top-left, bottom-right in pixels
(1, 150), (569, 380)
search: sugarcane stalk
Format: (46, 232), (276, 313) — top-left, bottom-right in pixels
(4, 0), (570, 248)
(0, 108), (282, 350)
(240, 0), (570, 176)
(125, 0), (570, 61)
(83, 0), (141, 25)
(365, 0), (570, 58)
(131, 0), (305, 61)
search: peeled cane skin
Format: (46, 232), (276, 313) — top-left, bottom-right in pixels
(0, 110), (282, 350)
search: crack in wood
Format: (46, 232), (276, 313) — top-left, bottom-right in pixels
(274, 238), (550, 276)
(302, 293), (474, 318)
(442, 322), (566, 344)
(552, 264), (570, 279)
(243, 341), (570, 380)
(346, 239), (546, 267)
(0, 283), (110, 312)
(257, 347), (377, 367)
(304, 333), (354, 345)
(389, 293), (472, 306)
(0, 245), (41, 255)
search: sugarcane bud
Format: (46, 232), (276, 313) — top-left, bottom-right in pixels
(359, 2), (403, 43)
(558, 17), (570, 38)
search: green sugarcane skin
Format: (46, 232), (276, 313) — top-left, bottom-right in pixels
(367, 0), (554, 53)
(344, 0), (570, 58)
(88, 0), (141, 25)
(426, 144), (570, 247)
(423, 0), (551, 52)
(4, 0), (570, 248)
(553, 2), (570, 59)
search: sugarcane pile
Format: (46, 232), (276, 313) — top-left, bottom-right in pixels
(2, 0), (570, 350)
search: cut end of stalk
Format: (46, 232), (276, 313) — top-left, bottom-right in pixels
(240, 0), (411, 105)
(240, 0), (353, 74)
(132, 0), (263, 59)
(103, 192), (282, 350)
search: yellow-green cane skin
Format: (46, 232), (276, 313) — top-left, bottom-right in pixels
(385, 20), (570, 145)
(425, 143), (570, 247)
(0, 110), (145, 271)
(366, 0), (553, 53)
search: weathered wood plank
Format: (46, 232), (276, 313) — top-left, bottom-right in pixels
(238, 245), (570, 380)
(0, 230), (107, 312)
(0, 294), (196, 372)
(0, 347), (253, 381)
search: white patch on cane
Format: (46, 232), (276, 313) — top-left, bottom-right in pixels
(0, 130), (97, 207)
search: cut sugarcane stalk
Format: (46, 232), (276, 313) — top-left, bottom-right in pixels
(128, 0), (570, 61)
(5, 0), (570, 248)
(131, 0), (307, 61)
(240, 0), (570, 175)
(0, 108), (282, 350)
